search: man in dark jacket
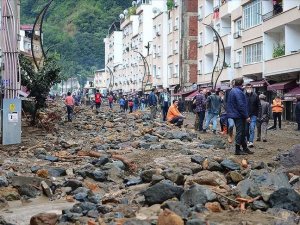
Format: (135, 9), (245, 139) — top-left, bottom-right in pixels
(227, 78), (253, 155)
(245, 83), (262, 147)
(148, 88), (158, 120)
(193, 89), (207, 131)
(257, 94), (271, 142)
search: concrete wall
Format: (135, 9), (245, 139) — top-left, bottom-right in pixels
(283, 0), (300, 11)
(285, 24), (300, 54)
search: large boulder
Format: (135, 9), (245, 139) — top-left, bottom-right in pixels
(157, 209), (184, 225)
(161, 201), (191, 219)
(278, 145), (300, 171)
(30, 213), (58, 225)
(184, 170), (227, 188)
(142, 180), (184, 205)
(269, 188), (300, 212)
(202, 138), (226, 149)
(220, 159), (240, 171)
(236, 169), (290, 198)
(180, 184), (217, 207)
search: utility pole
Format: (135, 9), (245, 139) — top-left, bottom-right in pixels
(0, 0), (22, 145)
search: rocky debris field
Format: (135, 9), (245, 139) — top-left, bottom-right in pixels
(0, 102), (299, 225)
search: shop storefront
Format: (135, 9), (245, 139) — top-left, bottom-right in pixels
(284, 86), (300, 121)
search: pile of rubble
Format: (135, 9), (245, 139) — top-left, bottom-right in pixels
(0, 104), (299, 225)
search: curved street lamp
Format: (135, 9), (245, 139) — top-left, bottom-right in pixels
(133, 50), (151, 93)
(203, 23), (225, 90)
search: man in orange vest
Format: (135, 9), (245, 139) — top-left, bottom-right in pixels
(268, 96), (284, 130)
(167, 99), (185, 127)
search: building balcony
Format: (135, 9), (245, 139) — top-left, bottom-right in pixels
(263, 7), (300, 32)
(221, 34), (232, 48)
(264, 51), (300, 77)
(242, 62), (263, 77)
(204, 42), (213, 55)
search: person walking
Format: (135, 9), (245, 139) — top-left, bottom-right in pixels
(148, 88), (158, 120)
(119, 96), (125, 112)
(227, 78), (253, 155)
(94, 90), (102, 114)
(245, 83), (262, 148)
(124, 97), (129, 112)
(65, 91), (75, 122)
(167, 100), (185, 127)
(194, 89), (207, 131)
(269, 96), (284, 130)
(257, 94), (271, 142)
(133, 95), (140, 111)
(295, 96), (300, 131)
(140, 97), (146, 111)
(219, 90), (227, 135)
(203, 90), (222, 134)
(108, 94), (114, 109)
(159, 89), (171, 121)
(128, 98), (134, 113)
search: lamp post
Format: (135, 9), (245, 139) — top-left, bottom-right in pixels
(203, 23), (225, 90)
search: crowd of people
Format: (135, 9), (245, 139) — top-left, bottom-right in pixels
(63, 78), (300, 155)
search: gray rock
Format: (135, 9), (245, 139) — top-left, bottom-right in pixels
(87, 210), (99, 218)
(33, 148), (47, 157)
(87, 169), (106, 182)
(161, 200), (191, 219)
(220, 159), (240, 171)
(123, 220), (151, 225)
(74, 192), (88, 202)
(165, 131), (192, 141)
(44, 155), (59, 162)
(267, 208), (300, 225)
(278, 144), (300, 168)
(0, 216), (15, 225)
(202, 138), (226, 149)
(180, 184), (217, 207)
(269, 188), (300, 212)
(18, 184), (39, 198)
(112, 160), (126, 170)
(0, 176), (8, 187)
(140, 169), (157, 183)
(143, 134), (159, 142)
(251, 200), (269, 211)
(161, 169), (185, 185)
(125, 177), (143, 187)
(141, 114), (151, 121)
(142, 180), (184, 205)
(149, 144), (166, 150)
(150, 175), (165, 185)
(139, 142), (151, 149)
(11, 176), (51, 187)
(191, 155), (205, 165)
(186, 219), (207, 225)
(198, 144), (214, 149)
(47, 167), (66, 177)
(91, 157), (109, 167)
(63, 180), (83, 191)
(207, 160), (223, 171)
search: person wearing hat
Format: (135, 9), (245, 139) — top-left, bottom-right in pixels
(257, 94), (271, 142)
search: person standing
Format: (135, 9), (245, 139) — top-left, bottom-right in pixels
(257, 94), (271, 142)
(219, 90), (227, 135)
(194, 89), (207, 131)
(108, 94), (114, 109)
(148, 88), (158, 120)
(133, 95), (140, 111)
(167, 100), (185, 127)
(65, 91), (75, 122)
(245, 83), (262, 148)
(140, 97), (146, 111)
(203, 90), (222, 134)
(94, 90), (102, 113)
(119, 96), (125, 112)
(295, 96), (300, 131)
(159, 89), (171, 121)
(269, 96), (284, 130)
(124, 96), (129, 112)
(227, 78), (253, 155)
(128, 98), (134, 113)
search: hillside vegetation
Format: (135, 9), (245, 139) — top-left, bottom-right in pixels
(21, 0), (131, 80)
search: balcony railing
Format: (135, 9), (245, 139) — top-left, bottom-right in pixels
(262, 7), (283, 21)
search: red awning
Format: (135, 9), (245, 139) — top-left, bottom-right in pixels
(185, 90), (199, 101)
(267, 80), (297, 91)
(250, 80), (267, 88)
(284, 87), (300, 97)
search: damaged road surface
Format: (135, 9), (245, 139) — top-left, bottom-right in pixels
(0, 102), (299, 225)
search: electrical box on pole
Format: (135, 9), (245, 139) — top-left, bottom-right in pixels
(1, 0), (21, 145)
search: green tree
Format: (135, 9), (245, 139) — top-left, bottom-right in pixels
(20, 54), (63, 125)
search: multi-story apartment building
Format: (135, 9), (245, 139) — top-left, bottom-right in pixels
(94, 69), (108, 95)
(198, 0), (300, 120)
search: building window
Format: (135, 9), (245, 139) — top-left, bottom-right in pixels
(153, 65), (157, 77)
(235, 18), (242, 32)
(198, 60), (203, 74)
(157, 67), (161, 78)
(243, 0), (261, 29)
(174, 64), (179, 77)
(168, 20), (173, 34)
(168, 64), (173, 78)
(244, 42), (262, 64)
(169, 40), (173, 56)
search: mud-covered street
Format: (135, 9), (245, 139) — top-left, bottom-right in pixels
(0, 102), (299, 225)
